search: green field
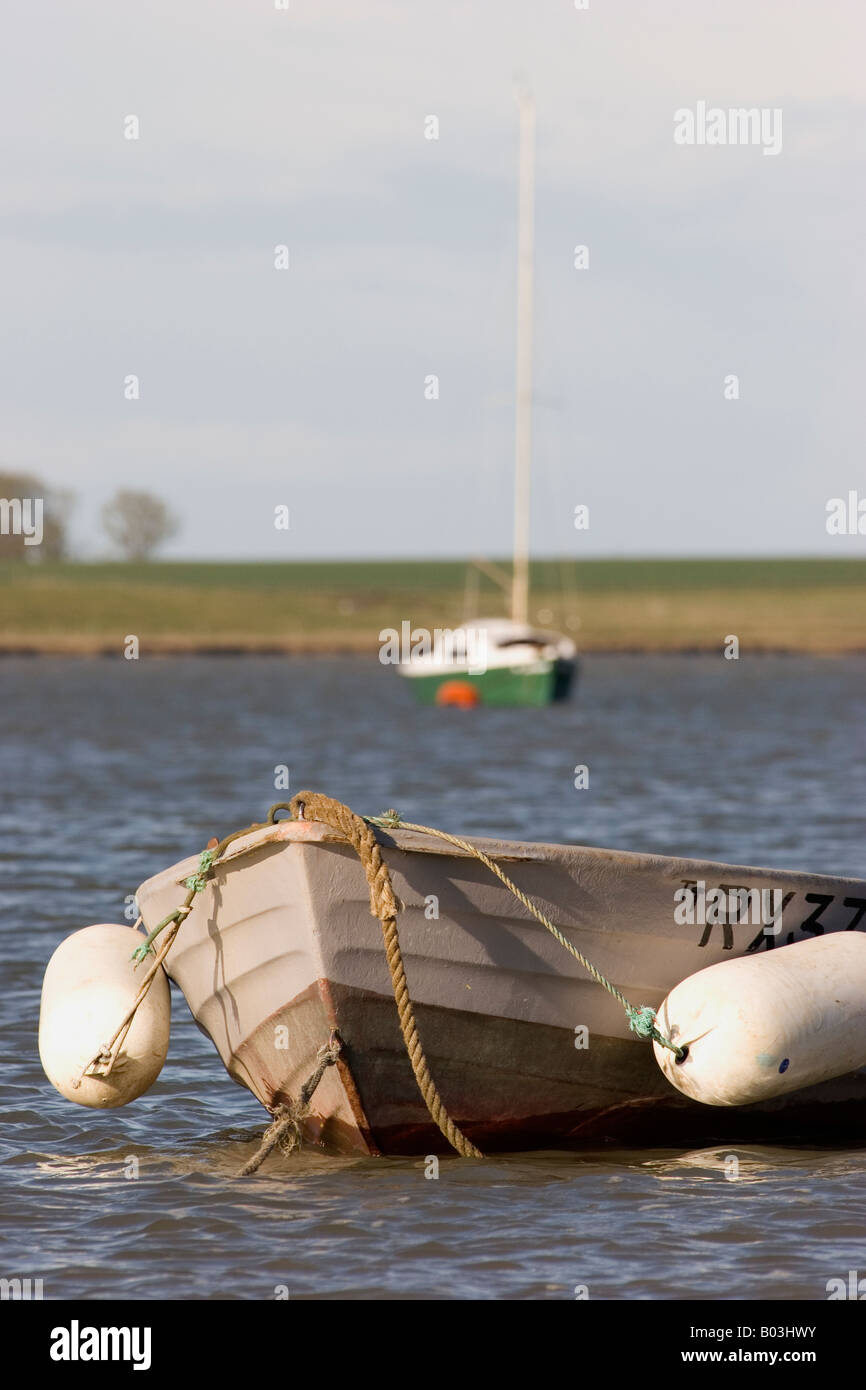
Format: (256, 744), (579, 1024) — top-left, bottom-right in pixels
(2, 558), (866, 654)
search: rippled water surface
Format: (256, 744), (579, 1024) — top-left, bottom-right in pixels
(2, 654), (866, 1299)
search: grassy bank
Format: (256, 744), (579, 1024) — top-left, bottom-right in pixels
(1, 559), (866, 654)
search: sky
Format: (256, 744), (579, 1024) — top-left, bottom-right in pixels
(1, 0), (864, 560)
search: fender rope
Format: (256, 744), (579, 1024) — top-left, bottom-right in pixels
(74, 818), (275, 1088)
(364, 806), (685, 1061)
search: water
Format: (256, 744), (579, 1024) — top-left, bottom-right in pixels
(2, 653), (866, 1300)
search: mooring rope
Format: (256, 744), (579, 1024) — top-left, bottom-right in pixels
(239, 1034), (343, 1176)
(366, 807), (686, 1061)
(275, 792), (483, 1159)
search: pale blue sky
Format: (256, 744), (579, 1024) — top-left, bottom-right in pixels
(1, 0), (863, 558)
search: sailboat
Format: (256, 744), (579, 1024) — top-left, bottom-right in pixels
(398, 90), (578, 708)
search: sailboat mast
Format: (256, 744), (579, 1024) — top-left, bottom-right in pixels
(511, 88), (535, 627)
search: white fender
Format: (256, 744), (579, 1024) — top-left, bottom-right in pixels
(653, 933), (866, 1106)
(39, 924), (170, 1108)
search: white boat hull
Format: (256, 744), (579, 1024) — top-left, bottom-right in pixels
(135, 820), (866, 1153)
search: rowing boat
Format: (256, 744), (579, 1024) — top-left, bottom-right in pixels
(134, 812), (866, 1154)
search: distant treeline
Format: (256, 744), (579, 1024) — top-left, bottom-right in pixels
(0, 472), (177, 562)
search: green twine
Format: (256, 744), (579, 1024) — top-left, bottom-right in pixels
(624, 1004), (680, 1057)
(132, 849), (217, 964)
(131, 909), (181, 964)
(183, 849), (216, 893)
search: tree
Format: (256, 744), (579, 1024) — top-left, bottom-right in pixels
(0, 470), (71, 561)
(101, 490), (180, 561)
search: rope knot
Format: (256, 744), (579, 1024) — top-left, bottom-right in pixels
(626, 1004), (686, 1059)
(183, 848), (217, 894)
(315, 1032), (343, 1068)
(626, 1005), (657, 1039)
(239, 1031), (344, 1175)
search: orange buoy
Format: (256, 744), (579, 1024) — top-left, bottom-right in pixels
(435, 680), (481, 708)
